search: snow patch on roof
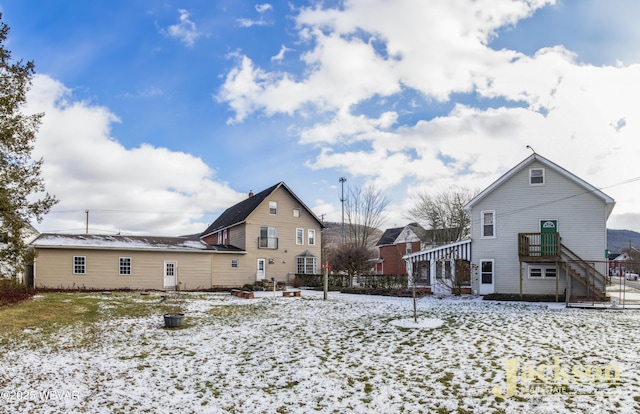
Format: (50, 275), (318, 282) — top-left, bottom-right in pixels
(32, 234), (214, 251)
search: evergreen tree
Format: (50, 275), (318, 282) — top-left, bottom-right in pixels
(0, 14), (57, 277)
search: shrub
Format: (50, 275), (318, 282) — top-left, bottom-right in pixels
(0, 278), (36, 307)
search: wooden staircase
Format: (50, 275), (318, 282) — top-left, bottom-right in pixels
(518, 233), (607, 301)
(559, 243), (607, 301)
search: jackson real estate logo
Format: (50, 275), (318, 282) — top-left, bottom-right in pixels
(493, 357), (622, 398)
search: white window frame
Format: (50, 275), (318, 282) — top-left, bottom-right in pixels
(73, 256), (86, 275)
(528, 264), (557, 279)
(231, 259), (238, 269)
(308, 229), (316, 246)
(296, 257), (317, 274)
(223, 229), (228, 244)
(296, 228), (304, 245)
(529, 168), (545, 186)
(481, 210), (496, 238)
(269, 201), (278, 215)
(293, 208), (300, 218)
(217, 232), (222, 244)
(119, 257), (132, 276)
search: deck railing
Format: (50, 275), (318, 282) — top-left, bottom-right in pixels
(518, 232), (560, 259)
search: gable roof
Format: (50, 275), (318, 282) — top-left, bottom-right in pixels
(200, 182), (325, 238)
(376, 227), (404, 247)
(376, 223), (432, 247)
(464, 153), (616, 217)
(32, 234), (218, 252)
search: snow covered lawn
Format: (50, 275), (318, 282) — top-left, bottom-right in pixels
(1, 290), (639, 413)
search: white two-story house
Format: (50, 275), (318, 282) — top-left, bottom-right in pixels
(405, 153), (615, 302)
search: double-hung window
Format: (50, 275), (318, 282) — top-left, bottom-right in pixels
(269, 201), (278, 215)
(308, 229), (316, 246)
(296, 228), (304, 245)
(259, 226), (278, 249)
(529, 168), (545, 186)
(481, 210), (496, 238)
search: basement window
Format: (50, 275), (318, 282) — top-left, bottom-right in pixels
(528, 265), (556, 279)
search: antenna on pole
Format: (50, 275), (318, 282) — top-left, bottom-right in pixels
(85, 210), (89, 234)
(526, 145), (536, 154)
(339, 177), (347, 245)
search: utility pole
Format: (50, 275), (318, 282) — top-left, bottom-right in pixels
(339, 177), (347, 245)
(85, 210), (89, 235)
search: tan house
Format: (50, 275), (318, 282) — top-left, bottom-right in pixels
(31, 182), (324, 290)
(200, 182), (325, 287)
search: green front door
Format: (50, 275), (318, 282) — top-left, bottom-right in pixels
(540, 220), (558, 256)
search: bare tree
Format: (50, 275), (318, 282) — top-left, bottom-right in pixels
(344, 184), (390, 250)
(406, 187), (476, 244)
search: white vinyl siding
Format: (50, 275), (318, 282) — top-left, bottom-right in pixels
(470, 159), (608, 295)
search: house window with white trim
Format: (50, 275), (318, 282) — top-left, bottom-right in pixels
(530, 168), (545, 185)
(259, 226), (278, 249)
(481, 210), (495, 238)
(73, 256), (86, 274)
(296, 228), (304, 245)
(293, 208), (300, 218)
(308, 229), (316, 246)
(528, 265), (556, 279)
(296, 256), (317, 274)
(269, 201), (278, 215)
(119, 257), (131, 275)
(231, 259), (238, 269)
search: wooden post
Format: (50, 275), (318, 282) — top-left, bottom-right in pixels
(555, 261), (559, 302)
(519, 262), (523, 299)
(566, 268), (571, 306)
(323, 261), (329, 301)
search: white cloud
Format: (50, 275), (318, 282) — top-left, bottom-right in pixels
(165, 9), (202, 47)
(217, 0), (640, 231)
(237, 3), (274, 28)
(271, 45), (293, 62)
(27, 75), (245, 236)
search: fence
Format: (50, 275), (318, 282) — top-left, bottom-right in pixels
(294, 273), (408, 289)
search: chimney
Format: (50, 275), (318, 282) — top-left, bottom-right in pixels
(248, 190), (254, 197)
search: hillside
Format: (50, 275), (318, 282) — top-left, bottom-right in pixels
(608, 229), (640, 254)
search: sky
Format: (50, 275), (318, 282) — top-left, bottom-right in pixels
(2, 0), (640, 236)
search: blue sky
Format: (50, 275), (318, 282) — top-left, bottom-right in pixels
(2, 0), (640, 235)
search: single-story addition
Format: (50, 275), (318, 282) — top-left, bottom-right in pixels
(31, 234), (243, 290)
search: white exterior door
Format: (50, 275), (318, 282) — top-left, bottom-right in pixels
(479, 259), (495, 295)
(164, 261), (177, 288)
(256, 259), (266, 281)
